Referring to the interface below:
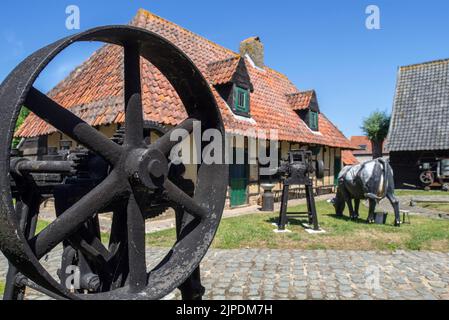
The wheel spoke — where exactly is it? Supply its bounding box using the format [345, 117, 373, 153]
[29, 173, 124, 259]
[151, 118, 197, 155]
[109, 206, 128, 252]
[126, 193, 147, 292]
[107, 206, 129, 290]
[70, 233, 112, 268]
[163, 179, 208, 220]
[123, 44, 144, 147]
[25, 87, 122, 165]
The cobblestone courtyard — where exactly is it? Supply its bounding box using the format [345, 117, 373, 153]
[1, 248, 449, 300]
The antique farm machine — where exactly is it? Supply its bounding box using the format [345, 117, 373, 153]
[0, 26, 228, 300]
[418, 159, 449, 191]
[275, 150, 324, 231]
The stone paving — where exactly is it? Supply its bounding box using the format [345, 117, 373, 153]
[1, 248, 449, 300]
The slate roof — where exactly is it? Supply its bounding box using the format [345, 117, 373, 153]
[387, 59, 449, 152]
[16, 9, 353, 149]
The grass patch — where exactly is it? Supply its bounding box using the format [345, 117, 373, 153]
[0, 280, 4, 297]
[146, 200, 449, 251]
[36, 220, 50, 233]
[146, 228, 177, 248]
[395, 189, 449, 197]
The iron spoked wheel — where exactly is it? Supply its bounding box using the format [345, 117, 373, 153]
[419, 171, 434, 186]
[0, 26, 227, 300]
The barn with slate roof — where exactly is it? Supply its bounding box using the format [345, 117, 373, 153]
[387, 59, 449, 188]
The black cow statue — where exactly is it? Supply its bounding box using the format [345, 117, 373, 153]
[332, 158, 401, 226]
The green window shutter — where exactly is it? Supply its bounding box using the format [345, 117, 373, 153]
[234, 86, 250, 114]
[233, 87, 238, 110]
[309, 111, 319, 131]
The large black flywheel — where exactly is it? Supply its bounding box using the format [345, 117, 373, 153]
[0, 26, 228, 300]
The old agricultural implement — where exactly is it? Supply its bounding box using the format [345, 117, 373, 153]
[418, 158, 449, 191]
[274, 150, 324, 232]
[0, 25, 228, 300]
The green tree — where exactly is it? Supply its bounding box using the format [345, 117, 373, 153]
[361, 111, 390, 159]
[12, 107, 30, 148]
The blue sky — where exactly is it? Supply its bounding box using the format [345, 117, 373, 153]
[1, 0, 449, 138]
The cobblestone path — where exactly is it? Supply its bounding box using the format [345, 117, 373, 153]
[1, 249, 449, 300]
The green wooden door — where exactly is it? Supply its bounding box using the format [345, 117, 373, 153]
[334, 156, 342, 185]
[230, 164, 248, 207]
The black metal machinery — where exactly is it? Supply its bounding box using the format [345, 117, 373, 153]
[275, 150, 324, 231]
[0, 25, 228, 300]
[418, 158, 449, 191]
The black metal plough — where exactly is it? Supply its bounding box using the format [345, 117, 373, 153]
[0, 26, 228, 300]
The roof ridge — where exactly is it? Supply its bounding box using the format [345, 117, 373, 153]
[207, 55, 241, 67]
[285, 90, 315, 99]
[320, 113, 356, 150]
[136, 8, 238, 57]
[263, 66, 290, 80]
[399, 58, 449, 70]
[136, 10, 296, 85]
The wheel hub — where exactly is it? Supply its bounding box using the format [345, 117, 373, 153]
[125, 147, 168, 189]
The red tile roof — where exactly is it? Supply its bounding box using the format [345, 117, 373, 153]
[16, 9, 353, 149]
[350, 136, 372, 154]
[207, 57, 241, 86]
[286, 90, 314, 111]
[342, 150, 359, 166]
[350, 136, 388, 155]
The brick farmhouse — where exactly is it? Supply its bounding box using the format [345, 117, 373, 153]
[17, 9, 355, 208]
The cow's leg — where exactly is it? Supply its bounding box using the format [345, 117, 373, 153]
[353, 199, 360, 220]
[346, 200, 355, 219]
[387, 192, 401, 227]
[341, 188, 356, 219]
[334, 187, 346, 217]
[367, 199, 376, 224]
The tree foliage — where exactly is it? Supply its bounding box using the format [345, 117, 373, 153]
[361, 111, 390, 143]
[12, 107, 30, 148]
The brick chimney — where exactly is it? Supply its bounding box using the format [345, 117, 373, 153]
[240, 36, 264, 68]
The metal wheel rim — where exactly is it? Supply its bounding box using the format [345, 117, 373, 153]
[0, 25, 228, 300]
[419, 172, 434, 185]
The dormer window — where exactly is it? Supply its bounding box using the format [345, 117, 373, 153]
[286, 90, 321, 132]
[207, 57, 253, 118]
[309, 110, 319, 131]
[233, 86, 250, 115]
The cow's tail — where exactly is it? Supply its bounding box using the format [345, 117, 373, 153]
[364, 193, 383, 201]
[364, 158, 389, 201]
[378, 158, 389, 198]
